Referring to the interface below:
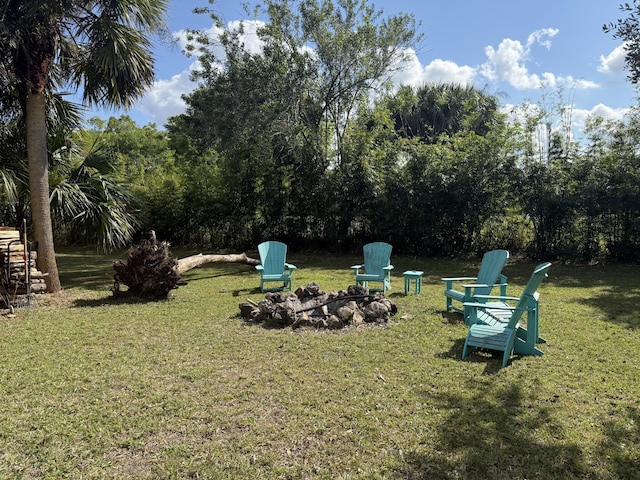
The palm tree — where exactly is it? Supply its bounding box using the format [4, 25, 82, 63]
[0, 0, 168, 293]
[388, 84, 502, 143]
[49, 133, 142, 253]
[0, 89, 81, 228]
[0, 100, 140, 253]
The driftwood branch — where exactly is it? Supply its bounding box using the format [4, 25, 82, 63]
[175, 253, 260, 275]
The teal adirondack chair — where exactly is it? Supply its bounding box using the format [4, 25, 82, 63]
[351, 242, 393, 293]
[255, 241, 296, 293]
[461, 262, 552, 368]
[441, 249, 509, 324]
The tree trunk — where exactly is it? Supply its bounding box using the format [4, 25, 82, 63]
[26, 92, 61, 293]
[175, 253, 260, 275]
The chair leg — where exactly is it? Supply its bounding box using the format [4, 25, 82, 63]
[501, 350, 511, 367]
[501, 331, 518, 367]
[461, 338, 471, 360]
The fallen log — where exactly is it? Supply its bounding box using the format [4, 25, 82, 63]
[175, 252, 259, 275]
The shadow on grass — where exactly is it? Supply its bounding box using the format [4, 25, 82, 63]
[438, 262, 640, 330]
[57, 248, 120, 292]
[182, 264, 256, 281]
[546, 263, 640, 330]
[436, 337, 465, 361]
[582, 287, 640, 329]
[71, 294, 170, 308]
[401, 379, 588, 479]
[386, 292, 405, 299]
[596, 405, 640, 479]
[232, 287, 263, 297]
[401, 379, 640, 479]
[438, 337, 506, 375]
[441, 311, 463, 325]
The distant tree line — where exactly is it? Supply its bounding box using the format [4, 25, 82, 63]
[77, 86, 639, 262]
[1, 0, 639, 264]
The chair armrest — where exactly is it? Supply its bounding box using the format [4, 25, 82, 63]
[350, 264, 363, 273]
[461, 282, 507, 289]
[442, 276, 476, 290]
[464, 301, 515, 310]
[383, 265, 394, 271]
[255, 265, 264, 272]
[463, 301, 531, 313]
[473, 294, 520, 301]
[285, 263, 297, 271]
[460, 282, 492, 289]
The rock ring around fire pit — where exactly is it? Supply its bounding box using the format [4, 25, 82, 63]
[238, 282, 397, 330]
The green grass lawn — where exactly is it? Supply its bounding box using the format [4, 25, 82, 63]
[0, 248, 638, 479]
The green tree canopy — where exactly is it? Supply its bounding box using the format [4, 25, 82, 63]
[385, 83, 504, 143]
[604, 0, 640, 85]
[167, 0, 420, 248]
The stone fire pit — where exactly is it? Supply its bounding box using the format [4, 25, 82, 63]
[238, 282, 397, 329]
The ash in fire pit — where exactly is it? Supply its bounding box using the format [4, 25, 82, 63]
[239, 282, 397, 329]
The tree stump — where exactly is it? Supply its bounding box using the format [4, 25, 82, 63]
[112, 231, 260, 299]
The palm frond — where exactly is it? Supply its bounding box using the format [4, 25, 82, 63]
[66, 0, 169, 108]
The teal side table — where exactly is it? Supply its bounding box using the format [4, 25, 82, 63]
[403, 270, 424, 295]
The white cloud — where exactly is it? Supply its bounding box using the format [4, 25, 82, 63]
[227, 20, 265, 54]
[598, 43, 627, 74]
[575, 103, 629, 123]
[571, 104, 630, 140]
[481, 30, 557, 89]
[135, 70, 197, 126]
[502, 101, 630, 142]
[174, 19, 265, 57]
[480, 28, 597, 92]
[423, 59, 477, 84]
[390, 49, 477, 88]
[526, 28, 559, 50]
[173, 19, 265, 77]
[569, 77, 600, 90]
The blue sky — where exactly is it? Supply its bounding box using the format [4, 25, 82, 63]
[98, 0, 637, 133]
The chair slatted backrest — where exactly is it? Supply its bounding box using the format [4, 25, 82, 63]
[258, 241, 287, 275]
[506, 262, 552, 329]
[363, 242, 392, 276]
[473, 249, 509, 296]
